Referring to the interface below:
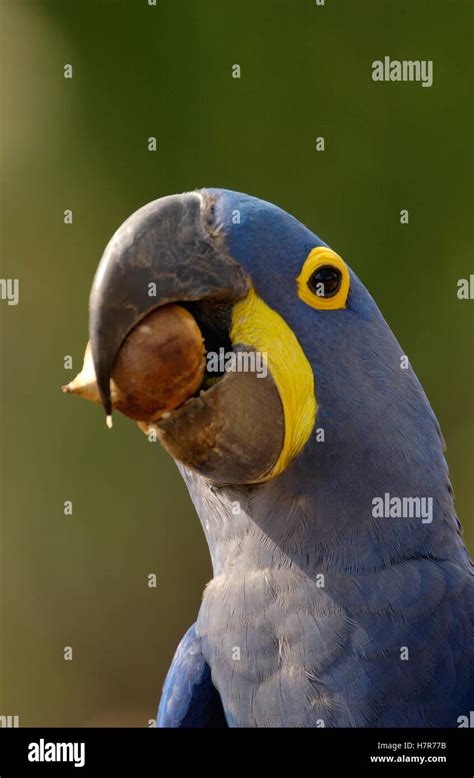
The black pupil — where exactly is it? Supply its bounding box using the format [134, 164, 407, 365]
[308, 265, 341, 298]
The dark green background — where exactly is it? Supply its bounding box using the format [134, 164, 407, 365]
[0, 0, 472, 726]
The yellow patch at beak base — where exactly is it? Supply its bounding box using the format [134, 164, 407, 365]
[230, 287, 317, 481]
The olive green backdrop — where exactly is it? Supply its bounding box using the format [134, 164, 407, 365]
[0, 0, 472, 726]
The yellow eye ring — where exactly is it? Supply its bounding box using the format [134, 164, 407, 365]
[296, 247, 350, 310]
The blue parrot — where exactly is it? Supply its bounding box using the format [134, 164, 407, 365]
[88, 189, 473, 727]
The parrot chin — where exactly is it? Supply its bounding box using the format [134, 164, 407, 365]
[88, 191, 286, 485]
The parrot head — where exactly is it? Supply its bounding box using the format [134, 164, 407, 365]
[90, 188, 460, 569]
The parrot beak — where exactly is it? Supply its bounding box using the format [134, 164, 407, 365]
[89, 192, 247, 415]
[89, 191, 285, 484]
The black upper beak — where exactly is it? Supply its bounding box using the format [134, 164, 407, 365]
[89, 191, 248, 415]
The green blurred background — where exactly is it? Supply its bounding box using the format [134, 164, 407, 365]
[0, 0, 472, 726]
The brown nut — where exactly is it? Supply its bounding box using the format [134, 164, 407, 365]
[62, 304, 205, 423]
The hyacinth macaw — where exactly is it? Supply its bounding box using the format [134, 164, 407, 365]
[88, 189, 473, 727]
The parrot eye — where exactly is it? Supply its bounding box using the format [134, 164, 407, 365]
[307, 265, 342, 298]
[296, 246, 350, 310]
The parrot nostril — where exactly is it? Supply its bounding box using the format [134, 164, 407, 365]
[202, 195, 217, 230]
